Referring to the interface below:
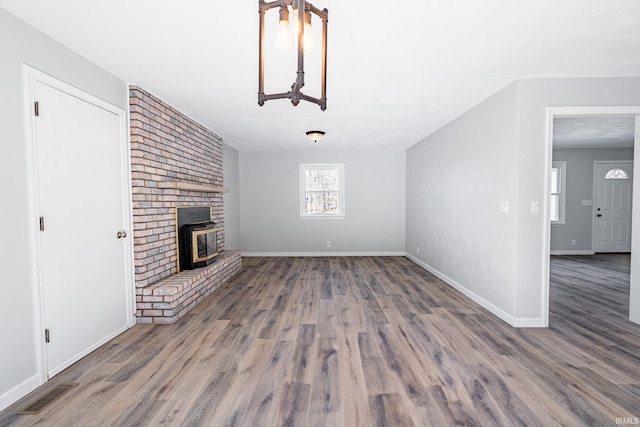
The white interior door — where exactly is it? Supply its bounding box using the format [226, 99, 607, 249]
[594, 161, 633, 253]
[32, 77, 130, 377]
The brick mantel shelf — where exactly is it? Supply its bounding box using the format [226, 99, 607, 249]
[157, 181, 229, 193]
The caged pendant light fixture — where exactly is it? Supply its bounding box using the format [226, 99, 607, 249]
[258, 0, 328, 110]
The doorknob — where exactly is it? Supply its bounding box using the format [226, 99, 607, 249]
[596, 214, 602, 218]
[116, 230, 127, 238]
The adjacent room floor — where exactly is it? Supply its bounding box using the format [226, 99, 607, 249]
[1, 255, 639, 426]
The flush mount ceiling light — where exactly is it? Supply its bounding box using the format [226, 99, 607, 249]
[306, 130, 325, 142]
[258, 0, 328, 110]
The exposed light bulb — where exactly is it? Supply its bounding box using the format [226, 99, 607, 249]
[303, 10, 315, 54]
[304, 28, 315, 54]
[289, 5, 315, 55]
[275, 6, 292, 50]
[276, 25, 292, 50]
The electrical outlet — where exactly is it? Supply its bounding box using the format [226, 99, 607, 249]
[416, 247, 420, 254]
[326, 241, 331, 248]
[571, 240, 576, 246]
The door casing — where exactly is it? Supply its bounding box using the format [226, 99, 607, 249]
[23, 66, 135, 384]
[544, 106, 640, 327]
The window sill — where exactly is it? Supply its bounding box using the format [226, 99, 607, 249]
[300, 215, 345, 220]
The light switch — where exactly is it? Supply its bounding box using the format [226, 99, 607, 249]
[531, 201, 540, 214]
[581, 200, 592, 206]
[499, 201, 509, 213]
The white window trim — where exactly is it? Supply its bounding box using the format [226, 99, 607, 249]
[551, 161, 567, 225]
[299, 163, 345, 219]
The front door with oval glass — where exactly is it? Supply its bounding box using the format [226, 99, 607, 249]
[594, 161, 633, 253]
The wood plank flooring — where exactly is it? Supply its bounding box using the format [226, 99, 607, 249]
[1, 255, 639, 426]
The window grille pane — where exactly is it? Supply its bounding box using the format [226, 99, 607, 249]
[550, 195, 559, 222]
[550, 168, 559, 193]
[305, 191, 339, 214]
[305, 170, 339, 191]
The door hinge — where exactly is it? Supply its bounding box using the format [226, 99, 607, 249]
[45, 329, 50, 343]
[39, 216, 45, 231]
[34, 101, 39, 117]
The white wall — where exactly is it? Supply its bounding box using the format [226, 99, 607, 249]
[0, 8, 126, 411]
[239, 149, 406, 255]
[551, 147, 634, 253]
[406, 81, 521, 322]
[223, 143, 241, 250]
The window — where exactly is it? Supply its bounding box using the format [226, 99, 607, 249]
[605, 167, 629, 180]
[550, 161, 566, 224]
[300, 163, 345, 219]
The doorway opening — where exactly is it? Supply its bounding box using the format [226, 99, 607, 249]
[544, 107, 640, 326]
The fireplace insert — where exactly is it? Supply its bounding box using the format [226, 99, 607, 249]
[180, 221, 218, 270]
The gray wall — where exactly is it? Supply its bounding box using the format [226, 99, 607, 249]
[0, 8, 127, 410]
[406, 77, 640, 326]
[239, 149, 406, 254]
[551, 147, 634, 253]
[406, 81, 520, 320]
[516, 78, 640, 321]
[223, 143, 241, 250]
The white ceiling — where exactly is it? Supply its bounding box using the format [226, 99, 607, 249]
[2, 0, 640, 151]
[553, 117, 636, 149]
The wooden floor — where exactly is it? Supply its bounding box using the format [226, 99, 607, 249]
[2, 255, 639, 426]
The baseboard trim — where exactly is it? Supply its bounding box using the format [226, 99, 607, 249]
[511, 317, 547, 328]
[0, 373, 42, 413]
[550, 250, 595, 255]
[404, 253, 546, 328]
[241, 251, 406, 257]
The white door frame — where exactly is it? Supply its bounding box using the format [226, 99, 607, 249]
[592, 160, 633, 253]
[544, 106, 640, 327]
[23, 66, 136, 383]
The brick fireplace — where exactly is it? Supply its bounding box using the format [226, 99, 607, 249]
[129, 86, 241, 324]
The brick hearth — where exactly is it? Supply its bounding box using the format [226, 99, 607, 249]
[136, 250, 241, 324]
